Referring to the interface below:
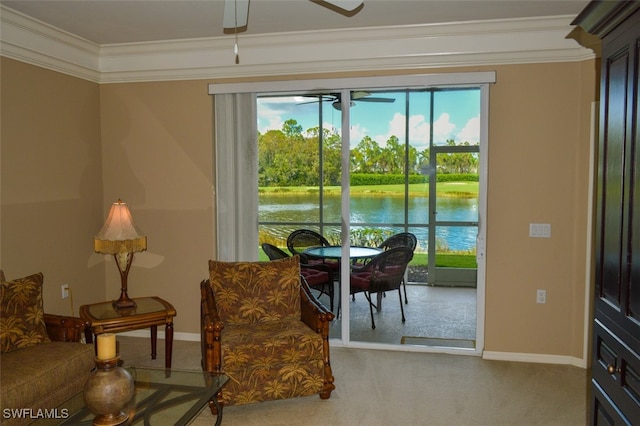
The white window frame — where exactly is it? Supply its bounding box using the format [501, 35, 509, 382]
[209, 71, 495, 354]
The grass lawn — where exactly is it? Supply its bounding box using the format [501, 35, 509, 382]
[259, 182, 478, 197]
[416, 252, 477, 268]
[259, 249, 476, 268]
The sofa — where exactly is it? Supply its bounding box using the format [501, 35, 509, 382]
[0, 271, 95, 426]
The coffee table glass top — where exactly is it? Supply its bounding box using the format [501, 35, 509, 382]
[57, 368, 228, 426]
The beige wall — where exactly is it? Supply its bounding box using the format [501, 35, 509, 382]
[1, 58, 105, 314]
[485, 61, 596, 358]
[1, 57, 597, 359]
[98, 80, 216, 336]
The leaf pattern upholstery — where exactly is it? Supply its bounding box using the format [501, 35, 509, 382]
[203, 256, 334, 406]
[210, 257, 301, 324]
[1, 272, 51, 353]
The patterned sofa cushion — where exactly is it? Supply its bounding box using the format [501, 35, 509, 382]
[1, 272, 50, 353]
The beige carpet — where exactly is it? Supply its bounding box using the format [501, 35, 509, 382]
[117, 336, 588, 426]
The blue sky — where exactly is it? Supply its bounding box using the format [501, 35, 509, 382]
[257, 88, 480, 151]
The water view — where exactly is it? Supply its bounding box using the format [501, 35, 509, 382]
[259, 193, 478, 253]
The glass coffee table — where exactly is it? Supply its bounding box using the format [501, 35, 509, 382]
[54, 368, 228, 426]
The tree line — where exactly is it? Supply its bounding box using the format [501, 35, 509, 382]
[258, 119, 478, 187]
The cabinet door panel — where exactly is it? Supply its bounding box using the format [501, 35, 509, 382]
[592, 380, 631, 426]
[593, 320, 640, 423]
[630, 33, 640, 329]
[598, 45, 629, 310]
[595, 10, 639, 335]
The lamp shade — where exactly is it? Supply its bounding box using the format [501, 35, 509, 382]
[94, 200, 147, 254]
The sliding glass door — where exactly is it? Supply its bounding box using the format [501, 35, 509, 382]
[237, 73, 494, 353]
[257, 86, 484, 350]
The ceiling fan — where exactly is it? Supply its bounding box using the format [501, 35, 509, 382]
[223, 0, 364, 33]
[299, 91, 396, 110]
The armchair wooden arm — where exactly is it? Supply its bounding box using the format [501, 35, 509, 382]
[300, 276, 334, 331]
[44, 313, 88, 343]
[200, 280, 224, 374]
[299, 277, 335, 399]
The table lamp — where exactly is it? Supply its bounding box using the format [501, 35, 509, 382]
[94, 199, 147, 309]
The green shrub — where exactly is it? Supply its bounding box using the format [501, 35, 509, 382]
[350, 173, 477, 186]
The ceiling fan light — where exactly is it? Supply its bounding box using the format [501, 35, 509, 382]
[352, 91, 370, 99]
[332, 100, 355, 110]
[324, 0, 363, 12]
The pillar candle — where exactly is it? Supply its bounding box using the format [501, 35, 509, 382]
[96, 333, 116, 360]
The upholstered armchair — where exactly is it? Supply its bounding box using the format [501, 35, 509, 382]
[200, 255, 335, 410]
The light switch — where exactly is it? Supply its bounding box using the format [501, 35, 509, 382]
[529, 223, 551, 238]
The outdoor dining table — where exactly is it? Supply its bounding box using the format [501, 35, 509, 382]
[303, 246, 383, 316]
[303, 245, 382, 262]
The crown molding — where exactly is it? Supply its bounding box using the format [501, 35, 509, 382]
[1, 5, 594, 84]
[0, 5, 101, 81]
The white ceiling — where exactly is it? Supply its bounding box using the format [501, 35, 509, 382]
[1, 0, 590, 45]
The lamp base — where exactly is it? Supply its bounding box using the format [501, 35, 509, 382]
[113, 252, 137, 310]
[112, 298, 137, 309]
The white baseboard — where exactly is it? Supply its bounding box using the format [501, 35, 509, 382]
[117, 330, 200, 342]
[117, 332, 588, 368]
[482, 351, 587, 368]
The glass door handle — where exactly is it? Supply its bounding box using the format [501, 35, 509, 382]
[476, 235, 485, 263]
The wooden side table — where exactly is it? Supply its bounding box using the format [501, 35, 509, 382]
[80, 296, 177, 368]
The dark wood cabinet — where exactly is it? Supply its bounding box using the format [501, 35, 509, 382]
[573, 2, 640, 424]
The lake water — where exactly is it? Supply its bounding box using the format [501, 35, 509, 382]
[259, 193, 478, 252]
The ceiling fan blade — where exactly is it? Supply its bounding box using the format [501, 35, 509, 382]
[355, 97, 395, 103]
[297, 94, 338, 105]
[223, 0, 250, 33]
[310, 0, 364, 17]
[298, 92, 394, 108]
[297, 99, 325, 105]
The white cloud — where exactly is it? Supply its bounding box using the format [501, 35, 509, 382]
[456, 115, 480, 144]
[257, 96, 310, 134]
[387, 113, 407, 142]
[260, 116, 284, 133]
[257, 98, 479, 148]
[349, 123, 368, 144]
[433, 113, 456, 144]
[257, 106, 284, 133]
[408, 114, 430, 148]
[366, 112, 446, 150]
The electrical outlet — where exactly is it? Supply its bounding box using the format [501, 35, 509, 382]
[61, 284, 69, 299]
[536, 289, 546, 304]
